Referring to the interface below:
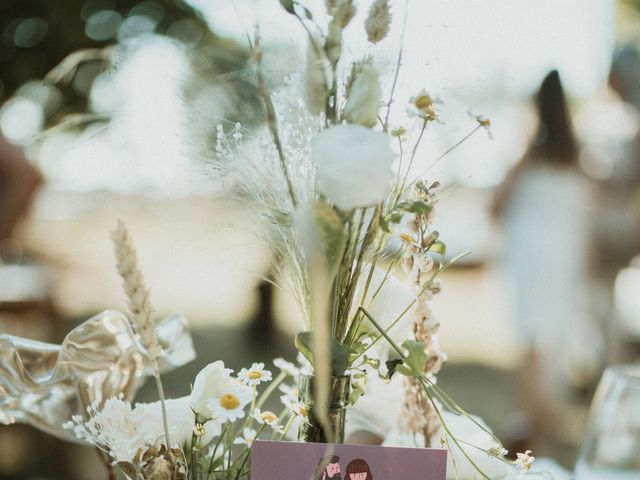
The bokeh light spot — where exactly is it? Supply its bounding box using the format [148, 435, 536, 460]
[13, 18, 48, 48]
[85, 10, 122, 41]
[0, 97, 45, 145]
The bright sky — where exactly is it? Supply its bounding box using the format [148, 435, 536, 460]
[192, 0, 616, 98]
[1, 0, 617, 192]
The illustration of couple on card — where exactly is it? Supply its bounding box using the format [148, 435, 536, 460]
[313, 455, 372, 480]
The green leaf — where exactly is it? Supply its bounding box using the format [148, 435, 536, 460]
[295, 331, 350, 376]
[429, 240, 446, 257]
[396, 200, 433, 214]
[399, 340, 427, 377]
[349, 374, 367, 404]
[279, 0, 295, 14]
[311, 202, 346, 277]
[363, 355, 380, 370]
[210, 456, 225, 470]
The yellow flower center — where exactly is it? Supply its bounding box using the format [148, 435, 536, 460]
[193, 423, 206, 437]
[414, 95, 432, 110]
[247, 370, 263, 380]
[299, 405, 309, 417]
[220, 393, 240, 410]
[261, 411, 278, 423]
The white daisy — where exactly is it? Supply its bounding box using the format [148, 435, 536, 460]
[467, 109, 493, 139]
[273, 358, 299, 377]
[281, 395, 310, 424]
[252, 408, 284, 433]
[208, 381, 252, 423]
[407, 89, 442, 121]
[278, 383, 299, 401]
[237, 362, 272, 386]
[233, 427, 257, 447]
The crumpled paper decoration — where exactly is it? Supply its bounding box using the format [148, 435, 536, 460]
[0, 309, 195, 442]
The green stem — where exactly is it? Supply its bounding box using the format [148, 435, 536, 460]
[232, 425, 266, 480]
[241, 386, 258, 432]
[226, 423, 233, 480]
[256, 371, 287, 410]
[398, 118, 428, 196]
[278, 413, 297, 441]
[209, 423, 230, 475]
[355, 251, 470, 360]
[382, 0, 408, 133]
[190, 429, 198, 480]
[361, 305, 493, 479]
[407, 125, 481, 193]
[418, 377, 491, 479]
[252, 36, 297, 208]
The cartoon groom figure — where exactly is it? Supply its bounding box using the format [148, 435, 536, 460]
[313, 455, 342, 480]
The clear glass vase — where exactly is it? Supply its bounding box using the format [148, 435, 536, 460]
[297, 373, 351, 443]
[575, 364, 640, 479]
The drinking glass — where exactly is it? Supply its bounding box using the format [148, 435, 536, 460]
[575, 364, 640, 479]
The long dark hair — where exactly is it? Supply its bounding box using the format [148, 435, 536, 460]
[345, 459, 372, 480]
[529, 70, 578, 166]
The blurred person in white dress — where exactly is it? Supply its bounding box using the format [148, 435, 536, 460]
[493, 70, 597, 437]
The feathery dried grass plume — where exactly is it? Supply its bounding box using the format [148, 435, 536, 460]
[333, 0, 356, 28]
[112, 219, 161, 361]
[365, 0, 392, 44]
[111, 219, 172, 451]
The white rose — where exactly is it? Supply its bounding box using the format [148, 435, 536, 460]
[344, 65, 381, 127]
[311, 124, 395, 210]
[135, 397, 220, 448]
[190, 360, 233, 421]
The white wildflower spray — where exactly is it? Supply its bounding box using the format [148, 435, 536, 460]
[366, 0, 392, 44]
[398, 180, 447, 446]
[333, 0, 356, 28]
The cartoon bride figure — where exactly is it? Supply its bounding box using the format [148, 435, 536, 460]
[345, 459, 373, 480]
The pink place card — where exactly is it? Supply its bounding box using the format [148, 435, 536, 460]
[251, 440, 447, 480]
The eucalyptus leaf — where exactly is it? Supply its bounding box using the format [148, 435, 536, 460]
[295, 331, 350, 376]
[400, 339, 427, 376]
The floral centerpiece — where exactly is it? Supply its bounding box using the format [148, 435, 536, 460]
[0, 1, 537, 479]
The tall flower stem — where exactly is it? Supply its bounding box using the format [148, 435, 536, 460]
[153, 368, 172, 451]
[383, 0, 408, 132]
[251, 35, 298, 208]
[209, 423, 231, 475]
[256, 371, 286, 409]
